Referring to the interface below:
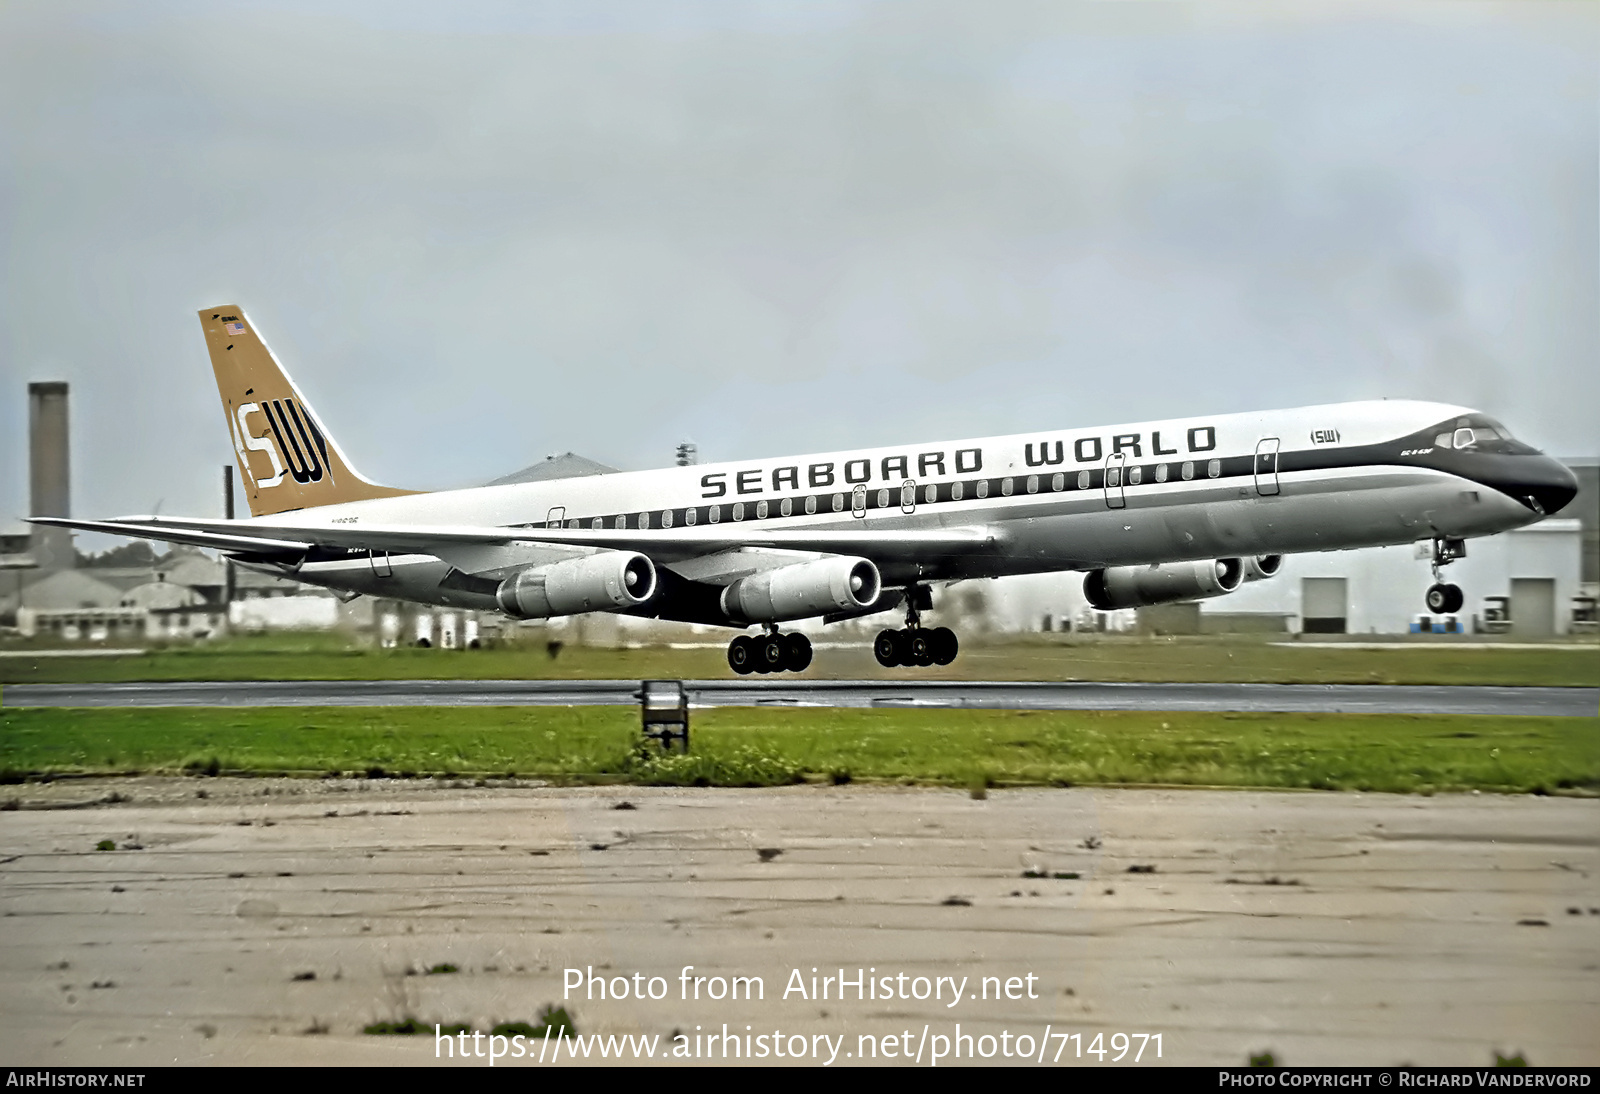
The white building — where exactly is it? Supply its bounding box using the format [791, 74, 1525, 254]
[1209, 519, 1585, 636]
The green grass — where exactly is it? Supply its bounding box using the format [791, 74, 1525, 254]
[2, 706, 1594, 795]
[0, 632, 1595, 686]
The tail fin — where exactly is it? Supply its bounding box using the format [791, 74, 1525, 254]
[200, 305, 417, 517]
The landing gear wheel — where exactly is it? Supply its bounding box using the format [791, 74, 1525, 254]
[909, 630, 934, 667]
[784, 633, 813, 672]
[929, 627, 959, 666]
[728, 635, 756, 675]
[873, 629, 902, 668]
[757, 634, 787, 673]
[1425, 583, 1463, 615]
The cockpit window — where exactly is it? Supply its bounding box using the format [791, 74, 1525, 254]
[1428, 416, 1537, 455]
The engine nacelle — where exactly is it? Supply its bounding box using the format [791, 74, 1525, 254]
[720, 556, 881, 624]
[1082, 558, 1244, 610]
[495, 552, 657, 619]
[1242, 555, 1283, 582]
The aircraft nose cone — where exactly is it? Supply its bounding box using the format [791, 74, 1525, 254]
[1522, 457, 1580, 517]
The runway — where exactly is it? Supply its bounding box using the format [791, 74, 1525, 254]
[0, 779, 1594, 1066]
[5, 679, 1596, 716]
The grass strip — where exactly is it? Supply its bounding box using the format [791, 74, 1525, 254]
[0, 633, 1595, 686]
[2, 706, 1594, 795]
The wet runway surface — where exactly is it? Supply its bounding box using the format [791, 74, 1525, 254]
[6, 679, 1596, 716]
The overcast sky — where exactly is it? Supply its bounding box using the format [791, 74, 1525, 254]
[2, 0, 1595, 532]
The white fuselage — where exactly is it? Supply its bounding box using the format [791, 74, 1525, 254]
[245, 398, 1558, 621]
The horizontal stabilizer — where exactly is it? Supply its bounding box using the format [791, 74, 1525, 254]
[27, 516, 312, 558]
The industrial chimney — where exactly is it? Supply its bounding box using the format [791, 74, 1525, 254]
[28, 381, 72, 573]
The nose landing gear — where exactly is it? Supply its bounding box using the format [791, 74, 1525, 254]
[873, 584, 959, 669]
[1425, 583, 1464, 615]
[1423, 536, 1467, 616]
[728, 629, 813, 675]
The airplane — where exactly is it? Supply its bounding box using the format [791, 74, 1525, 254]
[32, 305, 1579, 673]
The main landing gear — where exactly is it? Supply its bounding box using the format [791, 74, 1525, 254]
[1423, 535, 1467, 615]
[874, 585, 959, 669]
[727, 629, 813, 675]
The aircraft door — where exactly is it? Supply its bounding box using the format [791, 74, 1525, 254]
[851, 484, 867, 519]
[1254, 438, 1281, 497]
[546, 506, 565, 528]
[901, 479, 917, 515]
[1103, 452, 1127, 510]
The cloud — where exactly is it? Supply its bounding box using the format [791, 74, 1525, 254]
[0, 0, 1593, 525]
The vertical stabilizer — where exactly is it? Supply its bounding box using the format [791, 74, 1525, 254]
[200, 306, 416, 516]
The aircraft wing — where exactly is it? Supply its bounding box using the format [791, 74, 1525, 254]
[27, 515, 1001, 565]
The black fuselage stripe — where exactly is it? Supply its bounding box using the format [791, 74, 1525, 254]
[538, 422, 1539, 532]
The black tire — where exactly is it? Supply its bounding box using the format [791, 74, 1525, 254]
[1443, 584, 1465, 614]
[1425, 584, 1450, 614]
[930, 627, 959, 665]
[785, 633, 813, 672]
[728, 635, 756, 675]
[873, 629, 900, 668]
[759, 635, 787, 673]
[909, 630, 934, 667]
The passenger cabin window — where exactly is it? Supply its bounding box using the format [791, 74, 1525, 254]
[1026, 475, 1038, 494]
[780, 497, 792, 517]
[732, 502, 745, 521]
[976, 480, 989, 498]
[614, 515, 627, 529]
[832, 492, 845, 512]
[924, 484, 936, 504]
[1001, 477, 1014, 496]
[1181, 461, 1194, 480]
[661, 510, 673, 528]
[1051, 473, 1064, 491]
[1128, 467, 1142, 486]
[638, 512, 651, 529]
[1155, 464, 1168, 483]
[709, 506, 720, 523]
[756, 500, 769, 519]
[1207, 459, 1221, 478]
[952, 482, 965, 501]
[876, 488, 890, 508]
[1077, 470, 1090, 489]
[591, 517, 603, 530]
[685, 508, 697, 525]
[805, 496, 817, 515]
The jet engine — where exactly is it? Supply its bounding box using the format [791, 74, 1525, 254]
[1082, 558, 1244, 610]
[1242, 555, 1283, 582]
[495, 551, 657, 619]
[721, 556, 881, 624]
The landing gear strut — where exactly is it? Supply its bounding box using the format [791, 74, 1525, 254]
[1423, 536, 1466, 615]
[727, 628, 813, 675]
[873, 585, 959, 669]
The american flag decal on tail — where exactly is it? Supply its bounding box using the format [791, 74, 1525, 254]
[224, 321, 246, 335]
